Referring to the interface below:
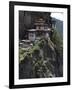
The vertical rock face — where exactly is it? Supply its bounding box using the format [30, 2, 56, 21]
[19, 57, 35, 79]
[19, 37, 63, 79]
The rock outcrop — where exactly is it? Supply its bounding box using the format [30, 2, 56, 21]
[19, 35, 63, 79]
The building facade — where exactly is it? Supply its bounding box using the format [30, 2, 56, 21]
[19, 11, 53, 40]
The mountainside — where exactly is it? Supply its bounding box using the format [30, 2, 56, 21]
[19, 30, 63, 79]
[52, 18, 63, 39]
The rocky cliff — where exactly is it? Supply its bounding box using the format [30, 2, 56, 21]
[19, 30, 63, 79]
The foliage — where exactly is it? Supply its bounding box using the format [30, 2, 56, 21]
[51, 29, 63, 54]
[51, 29, 62, 46]
[19, 29, 63, 78]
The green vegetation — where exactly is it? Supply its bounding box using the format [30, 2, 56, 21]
[51, 29, 63, 46]
[19, 29, 63, 78]
[51, 29, 63, 54]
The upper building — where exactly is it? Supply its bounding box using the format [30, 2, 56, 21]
[27, 17, 52, 41]
[19, 11, 55, 40]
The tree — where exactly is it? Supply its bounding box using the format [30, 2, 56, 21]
[51, 29, 63, 46]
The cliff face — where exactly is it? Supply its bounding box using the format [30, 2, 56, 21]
[52, 18, 63, 39]
[19, 32, 63, 79]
